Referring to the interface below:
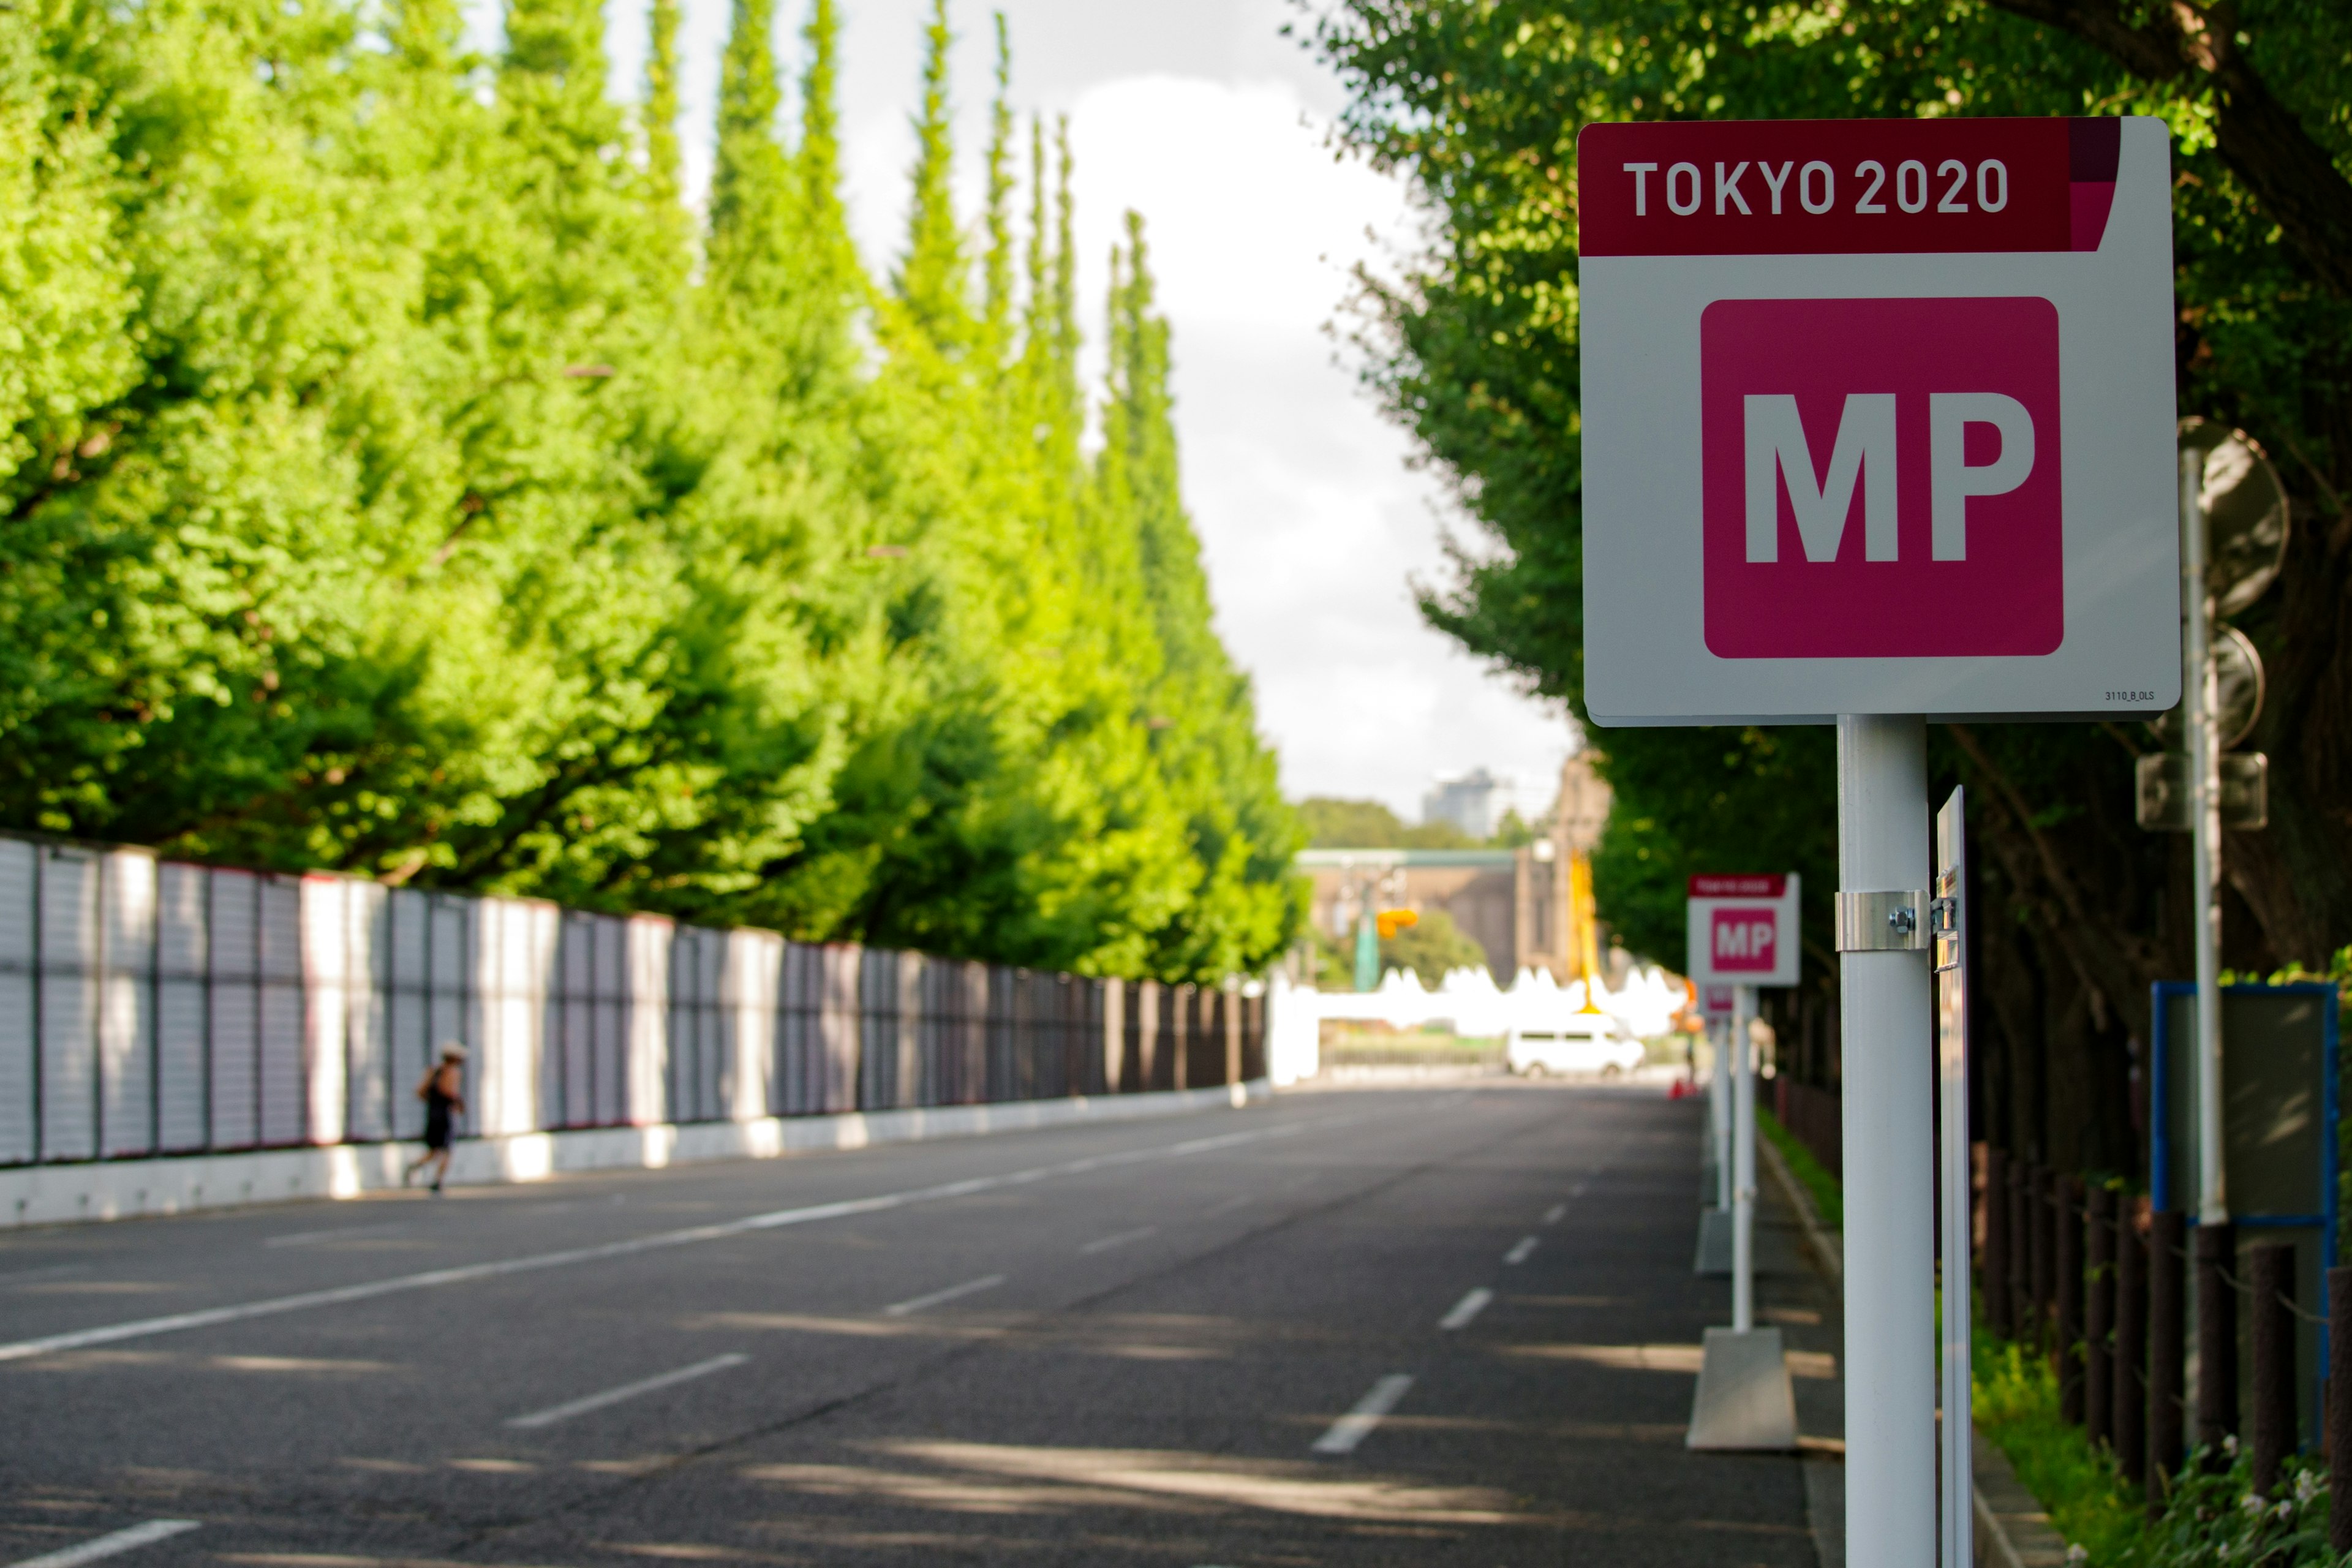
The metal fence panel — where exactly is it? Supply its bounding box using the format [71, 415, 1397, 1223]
[426, 895, 475, 1122]
[693, 927, 717, 1121]
[0, 841, 32, 1164]
[256, 875, 306, 1146]
[385, 889, 431, 1140]
[821, 946, 861, 1114]
[625, 915, 670, 1126]
[858, 948, 894, 1112]
[154, 862, 208, 1152]
[777, 942, 816, 1117]
[592, 916, 624, 1126]
[344, 882, 390, 1144]
[298, 876, 347, 1148]
[206, 870, 258, 1149]
[97, 851, 157, 1158]
[37, 846, 99, 1162]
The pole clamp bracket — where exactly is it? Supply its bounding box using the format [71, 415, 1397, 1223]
[1835, 890, 1931, 953]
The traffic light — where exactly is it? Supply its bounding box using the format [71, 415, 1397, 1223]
[1374, 908, 1418, 940]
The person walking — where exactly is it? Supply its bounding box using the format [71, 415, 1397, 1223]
[404, 1044, 467, 1193]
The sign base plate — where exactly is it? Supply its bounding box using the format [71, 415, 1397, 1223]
[1687, 1326, 1799, 1451]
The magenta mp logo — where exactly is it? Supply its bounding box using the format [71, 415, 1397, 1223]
[1700, 296, 2063, 658]
[1709, 907, 1779, 973]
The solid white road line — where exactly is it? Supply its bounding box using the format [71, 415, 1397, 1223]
[1310, 1373, 1414, 1455]
[1438, 1287, 1493, 1331]
[505, 1352, 748, 1430]
[1540, 1203, 1567, 1225]
[1504, 1236, 1539, 1265]
[8, 1520, 199, 1568]
[1080, 1226, 1157, 1255]
[0, 1114, 1355, 1365]
[883, 1273, 1006, 1317]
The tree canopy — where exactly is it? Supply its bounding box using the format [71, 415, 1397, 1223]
[1308, 0, 2352, 1170]
[0, 0, 1302, 982]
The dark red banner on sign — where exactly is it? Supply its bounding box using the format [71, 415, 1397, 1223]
[1578, 118, 2118, 257]
[1689, 875, 1788, 897]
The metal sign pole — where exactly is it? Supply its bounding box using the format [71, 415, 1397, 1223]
[1836, 715, 1936, 1568]
[1933, 790, 1973, 1568]
[1714, 1015, 1733, 1212]
[1732, 982, 1757, 1334]
[2182, 449, 2228, 1225]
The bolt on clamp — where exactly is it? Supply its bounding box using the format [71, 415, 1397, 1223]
[1834, 890, 1931, 952]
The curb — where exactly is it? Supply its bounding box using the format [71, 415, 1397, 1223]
[1757, 1126, 1844, 1280]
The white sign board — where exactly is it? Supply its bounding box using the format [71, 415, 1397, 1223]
[1578, 117, 2178, 725]
[1687, 875, 1801, 989]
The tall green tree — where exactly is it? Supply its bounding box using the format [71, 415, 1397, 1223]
[1309, 0, 2352, 1172]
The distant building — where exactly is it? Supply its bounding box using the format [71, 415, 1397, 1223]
[1422, 767, 1510, 839]
[1303, 752, 1613, 983]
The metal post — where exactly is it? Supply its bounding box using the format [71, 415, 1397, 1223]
[1713, 1014, 1733, 1211]
[2058, 1175, 2086, 1424]
[2087, 1186, 2114, 1449]
[1985, 1147, 2011, 1339]
[2030, 1165, 2055, 1350]
[2248, 1240, 2293, 1496]
[1932, 788, 1971, 1568]
[1732, 983, 1756, 1333]
[1836, 714, 1934, 1568]
[2196, 1221, 2239, 1460]
[2010, 1163, 2034, 1346]
[2330, 1264, 2352, 1553]
[2148, 1210, 2187, 1503]
[2183, 447, 2227, 1227]
[2114, 1211, 2147, 1485]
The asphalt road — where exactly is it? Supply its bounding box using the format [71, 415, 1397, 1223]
[0, 1082, 1840, 1567]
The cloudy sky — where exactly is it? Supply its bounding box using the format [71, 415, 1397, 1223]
[586, 0, 1577, 823]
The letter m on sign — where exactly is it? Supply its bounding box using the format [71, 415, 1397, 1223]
[1744, 394, 1896, 563]
[1711, 907, 1776, 973]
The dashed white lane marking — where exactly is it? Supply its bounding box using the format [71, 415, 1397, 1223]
[8, 1520, 200, 1568]
[263, 1222, 408, 1249]
[1504, 1236, 1539, 1265]
[1080, 1226, 1157, 1255]
[883, 1273, 1006, 1317]
[1540, 1203, 1567, 1225]
[1311, 1373, 1414, 1455]
[505, 1352, 748, 1430]
[0, 1114, 1357, 1365]
[1438, 1287, 1494, 1331]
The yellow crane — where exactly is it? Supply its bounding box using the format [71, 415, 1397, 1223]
[1569, 851, 1607, 1013]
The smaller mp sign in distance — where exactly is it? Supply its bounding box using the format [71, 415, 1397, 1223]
[1578, 116, 2177, 725]
[1686, 875, 1801, 989]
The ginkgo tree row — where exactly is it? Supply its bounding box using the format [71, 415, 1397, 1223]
[0, 0, 1303, 983]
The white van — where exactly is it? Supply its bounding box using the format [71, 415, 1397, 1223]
[1506, 1016, 1643, 1078]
